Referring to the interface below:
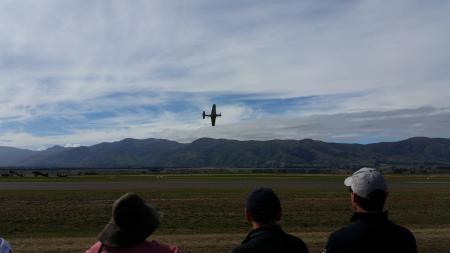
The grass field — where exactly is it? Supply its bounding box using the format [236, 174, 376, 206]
[0, 174, 449, 253]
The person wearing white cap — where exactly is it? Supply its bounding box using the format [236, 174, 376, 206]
[322, 167, 417, 253]
[0, 237, 12, 253]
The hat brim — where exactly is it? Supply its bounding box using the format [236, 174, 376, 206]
[344, 176, 353, 187]
[98, 206, 162, 247]
[98, 219, 123, 247]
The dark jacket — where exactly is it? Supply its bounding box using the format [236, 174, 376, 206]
[231, 225, 309, 253]
[324, 212, 417, 253]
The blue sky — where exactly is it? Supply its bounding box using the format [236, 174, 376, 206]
[0, 0, 450, 149]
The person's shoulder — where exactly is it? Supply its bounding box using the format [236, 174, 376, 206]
[230, 245, 243, 253]
[144, 240, 182, 253]
[323, 224, 362, 253]
[85, 241, 102, 253]
[325, 221, 363, 250]
[283, 231, 306, 243]
[283, 233, 309, 253]
[0, 237, 12, 252]
[381, 221, 417, 252]
[328, 223, 355, 240]
[387, 221, 417, 241]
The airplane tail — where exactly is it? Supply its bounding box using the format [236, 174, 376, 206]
[202, 111, 206, 119]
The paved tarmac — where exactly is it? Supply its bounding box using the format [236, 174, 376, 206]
[0, 179, 448, 190]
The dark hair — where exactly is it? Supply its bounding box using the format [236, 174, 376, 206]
[246, 188, 281, 223]
[250, 207, 281, 223]
[354, 189, 387, 212]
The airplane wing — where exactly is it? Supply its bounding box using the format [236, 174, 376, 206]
[211, 115, 216, 126]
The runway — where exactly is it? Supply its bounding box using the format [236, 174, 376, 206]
[0, 179, 448, 190]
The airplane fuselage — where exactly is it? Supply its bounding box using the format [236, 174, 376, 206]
[203, 104, 221, 126]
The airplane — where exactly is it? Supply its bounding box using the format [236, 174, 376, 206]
[32, 171, 49, 177]
[202, 104, 221, 126]
[9, 170, 24, 177]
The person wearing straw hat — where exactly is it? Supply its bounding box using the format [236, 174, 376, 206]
[322, 167, 417, 253]
[85, 192, 181, 253]
[0, 237, 12, 253]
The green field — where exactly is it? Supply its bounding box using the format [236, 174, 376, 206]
[0, 174, 449, 253]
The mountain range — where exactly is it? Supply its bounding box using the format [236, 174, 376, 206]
[1, 137, 450, 169]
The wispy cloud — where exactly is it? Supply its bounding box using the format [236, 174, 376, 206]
[172, 107, 450, 144]
[0, 1, 449, 149]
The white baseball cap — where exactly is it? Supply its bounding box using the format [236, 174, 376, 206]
[344, 167, 388, 199]
[0, 238, 12, 253]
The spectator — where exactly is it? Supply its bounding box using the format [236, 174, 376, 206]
[231, 187, 309, 253]
[85, 192, 181, 253]
[323, 167, 417, 253]
[0, 237, 12, 253]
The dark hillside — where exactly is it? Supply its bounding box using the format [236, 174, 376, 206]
[1, 137, 449, 169]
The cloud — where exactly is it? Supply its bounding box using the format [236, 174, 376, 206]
[2, 106, 450, 150]
[173, 107, 450, 144]
[64, 143, 81, 148]
[0, 1, 449, 148]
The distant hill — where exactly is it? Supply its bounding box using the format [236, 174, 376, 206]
[1, 137, 450, 169]
[0, 146, 36, 165]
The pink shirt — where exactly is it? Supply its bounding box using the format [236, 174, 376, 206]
[85, 241, 181, 253]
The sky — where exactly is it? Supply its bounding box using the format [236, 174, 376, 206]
[0, 0, 449, 150]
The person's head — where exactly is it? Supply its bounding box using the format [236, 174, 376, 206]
[0, 238, 12, 253]
[245, 188, 281, 227]
[98, 192, 162, 247]
[344, 167, 388, 212]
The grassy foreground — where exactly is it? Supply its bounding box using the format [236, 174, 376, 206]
[0, 174, 449, 253]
